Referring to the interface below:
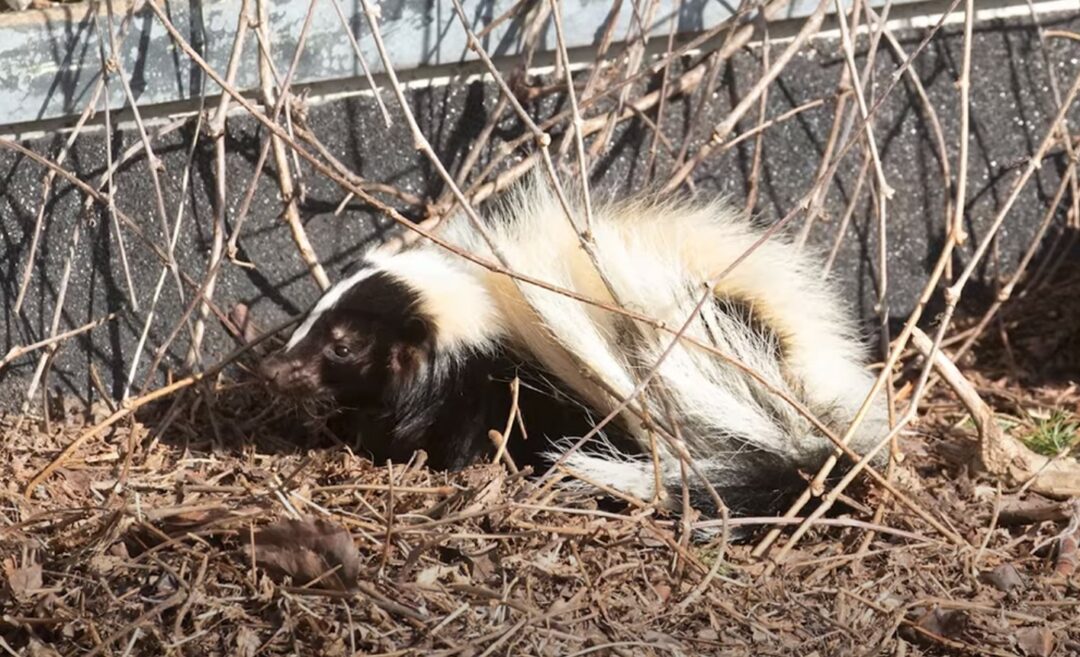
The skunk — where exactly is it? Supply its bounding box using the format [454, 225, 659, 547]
[259, 175, 889, 515]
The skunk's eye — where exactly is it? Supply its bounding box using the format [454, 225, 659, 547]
[331, 344, 351, 359]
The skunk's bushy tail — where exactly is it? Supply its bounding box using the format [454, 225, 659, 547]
[436, 175, 889, 514]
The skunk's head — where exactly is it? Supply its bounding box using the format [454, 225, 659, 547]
[259, 249, 500, 407]
[259, 266, 435, 406]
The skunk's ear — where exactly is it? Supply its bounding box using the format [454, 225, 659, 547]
[401, 316, 432, 345]
[388, 341, 426, 382]
[388, 316, 434, 382]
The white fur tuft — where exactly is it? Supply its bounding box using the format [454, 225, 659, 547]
[368, 249, 504, 353]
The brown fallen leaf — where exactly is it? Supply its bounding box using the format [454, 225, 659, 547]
[460, 467, 505, 515]
[154, 506, 236, 536]
[26, 640, 62, 657]
[415, 563, 459, 586]
[4, 561, 43, 602]
[1016, 626, 1055, 657]
[981, 563, 1026, 593]
[904, 606, 969, 644]
[251, 517, 362, 591]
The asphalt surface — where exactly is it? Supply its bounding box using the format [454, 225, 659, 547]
[2, 10, 1079, 410]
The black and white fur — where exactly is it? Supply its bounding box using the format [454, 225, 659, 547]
[260, 176, 889, 515]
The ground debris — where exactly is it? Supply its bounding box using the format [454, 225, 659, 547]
[2, 371, 1078, 656]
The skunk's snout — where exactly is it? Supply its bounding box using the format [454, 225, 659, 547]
[258, 354, 286, 385]
[259, 352, 316, 395]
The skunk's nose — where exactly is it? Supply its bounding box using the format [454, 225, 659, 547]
[258, 352, 317, 396]
[258, 353, 291, 387]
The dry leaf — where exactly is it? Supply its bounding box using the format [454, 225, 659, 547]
[415, 564, 458, 586]
[235, 626, 262, 657]
[907, 606, 969, 642]
[157, 507, 233, 536]
[1016, 626, 1055, 657]
[525, 546, 577, 578]
[468, 552, 497, 580]
[58, 469, 93, 496]
[252, 517, 361, 590]
[460, 468, 505, 515]
[653, 582, 672, 603]
[26, 640, 62, 657]
[88, 553, 123, 575]
[982, 563, 1026, 593]
[5, 562, 42, 602]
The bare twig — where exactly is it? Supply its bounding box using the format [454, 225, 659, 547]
[0, 314, 118, 372]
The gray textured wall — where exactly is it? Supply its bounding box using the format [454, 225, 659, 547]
[1, 9, 1079, 411]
